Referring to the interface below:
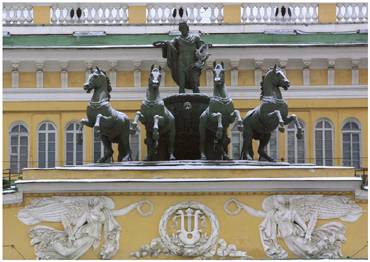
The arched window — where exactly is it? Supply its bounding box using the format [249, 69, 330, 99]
[65, 122, 83, 165]
[266, 128, 279, 161]
[342, 119, 361, 168]
[130, 126, 140, 161]
[93, 127, 104, 163]
[315, 119, 334, 166]
[287, 120, 305, 164]
[231, 124, 243, 160]
[38, 122, 56, 168]
[9, 123, 28, 173]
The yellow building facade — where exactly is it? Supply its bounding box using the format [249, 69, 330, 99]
[3, 2, 368, 260]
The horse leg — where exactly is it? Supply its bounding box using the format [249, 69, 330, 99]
[284, 114, 304, 139]
[153, 115, 163, 153]
[77, 118, 94, 145]
[118, 128, 131, 162]
[258, 133, 274, 162]
[211, 112, 223, 140]
[98, 135, 113, 163]
[199, 110, 208, 160]
[268, 110, 285, 133]
[241, 125, 254, 160]
[168, 113, 176, 160]
[230, 110, 243, 131]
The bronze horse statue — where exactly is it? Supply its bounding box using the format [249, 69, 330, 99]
[131, 65, 176, 160]
[199, 61, 243, 160]
[241, 65, 303, 161]
[78, 67, 131, 163]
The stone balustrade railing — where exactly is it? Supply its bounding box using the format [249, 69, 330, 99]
[3, 4, 33, 24]
[50, 3, 128, 24]
[336, 3, 368, 23]
[3, 3, 369, 25]
[146, 4, 223, 24]
[241, 3, 318, 24]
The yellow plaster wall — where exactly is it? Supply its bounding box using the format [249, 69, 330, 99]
[286, 69, 303, 86]
[165, 69, 176, 87]
[335, 69, 352, 85]
[141, 70, 149, 88]
[318, 4, 337, 24]
[238, 70, 254, 86]
[224, 70, 231, 86]
[3, 72, 12, 88]
[19, 72, 36, 88]
[128, 5, 146, 24]
[117, 71, 134, 87]
[3, 193, 368, 259]
[223, 5, 241, 24]
[68, 71, 85, 88]
[359, 69, 368, 84]
[310, 69, 328, 86]
[33, 6, 50, 25]
[43, 72, 61, 88]
[200, 70, 206, 87]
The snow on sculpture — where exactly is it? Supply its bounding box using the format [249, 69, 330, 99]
[224, 195, 363, 259]
[131, 201, 250, 259]
[17, 196, 154, 260]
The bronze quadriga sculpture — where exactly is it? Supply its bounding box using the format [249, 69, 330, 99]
[199, 62, 243, 160]
[78, 67, 131, 163]
[131, 65, 176, 161]
[241, 65, 303, 161]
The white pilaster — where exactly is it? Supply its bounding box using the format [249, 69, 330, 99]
[85, 61, 93, 82]
[328, 60, 335, 86]
[254, 60, 263, 86]
[133, 62, 141, 88]
[11, 62, 19, 88]
[303, 60, 311, 86]
[279, 60, 288, 74]
[206, 60, 213, 87]
[230, 60, 239, 87]
[158, 62, 166, 88]
[109, 61, 117, 88]
[36, 62, 44, 88]
[352, 59, 360, 85]
[60, 62, 68, 88]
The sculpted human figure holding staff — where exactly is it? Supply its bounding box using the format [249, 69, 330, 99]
[153, 22, 210, 93]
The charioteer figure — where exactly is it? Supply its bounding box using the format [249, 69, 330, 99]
[153, 22, 210, 93]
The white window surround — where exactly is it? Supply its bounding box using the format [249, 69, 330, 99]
[37, 121, 57, 168]
[9, 121, 29, 173]
[314, 118, 334, 166]
[341, 118, 361, 168]
[65, 121, 84, 166]
[286, 119, 306, 164]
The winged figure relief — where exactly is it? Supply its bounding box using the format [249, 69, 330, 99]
[224, 195, 363, 259]
[17, 196, 153, 260]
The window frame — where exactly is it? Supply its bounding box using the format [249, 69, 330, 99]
[8, 121, 29, 173]
[37, 121, 57, 168]
[341, 118, 362, 168]
[314, 118, 335, 166]
[285, 119, 306, 164]
[64, 121, 84, 166]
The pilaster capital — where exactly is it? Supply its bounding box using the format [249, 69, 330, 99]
[352, 59, 361, 68]
[230, 60, 240, 70]
[85, 61, 94, 70]
[279, 59, 288, 68]
[133, 61, 142, 71]
[328, 59, 336, 69]
[255, 59, 264, 69]
[109, 60, 118, 70]
[35, 61, 44, 71]
[303, 59, 311, 69]
[11, 62, 19, 71]
[60, 61, 68, 71]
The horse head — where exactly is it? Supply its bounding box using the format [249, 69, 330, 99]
[84, 67, 108, 93]
[149, 65, 162, 89]
[213, 61, 225, 88]
[266, 64, 290, 91]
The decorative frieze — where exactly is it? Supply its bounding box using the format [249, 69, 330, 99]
[17, 196, 154, 260]
[225, 195, 363, 259]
